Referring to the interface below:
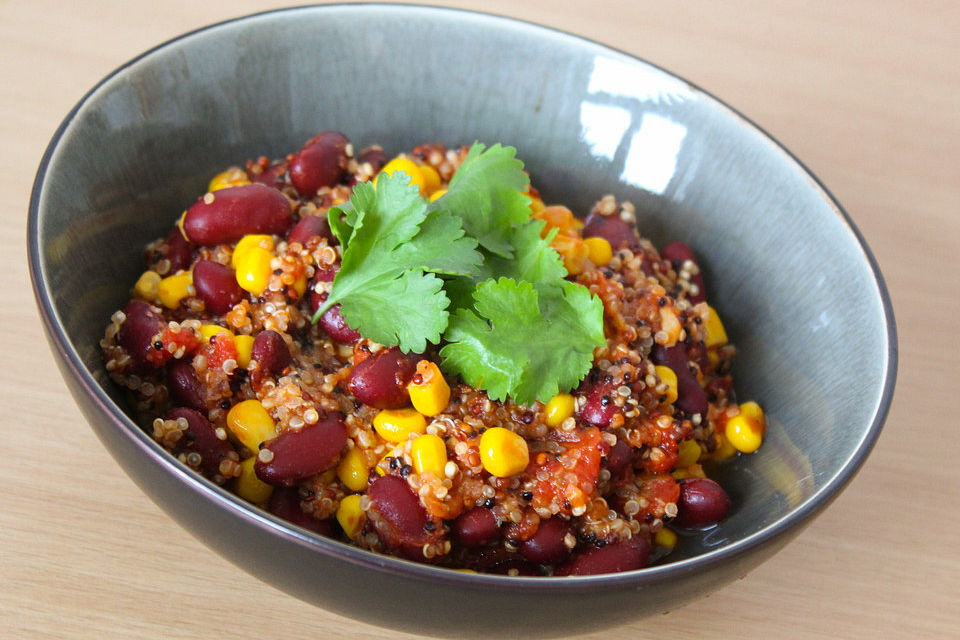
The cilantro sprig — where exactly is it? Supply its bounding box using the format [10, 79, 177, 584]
[312, 143, 606, 405]
[312, 173, 481, 353]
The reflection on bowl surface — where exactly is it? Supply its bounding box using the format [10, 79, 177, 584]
[28, 5, 895, 638]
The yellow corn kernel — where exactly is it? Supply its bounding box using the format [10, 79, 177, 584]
[705, 305, 728, 348]
[654, 527, 678, 549]
[544, 393, 576, 427]
[234, 456, 273, 504]
[410, 434, 447, 476]
[199, 323, 233, 345]
[418, 163, 441, 196]
[739, 401, 765, 426]
[551, 234, 590, 275]
[479, 427, 529, 478]
[725, 403, 766, 454]
[231, 234, 275, 269]
[336, 494, 366, 539]
[337, 447, 370, 492]
[675, 438, 701, 468]
[373, 408, 427, 443]
[407, 360, 451, 417]
[235, 246, 273, 295]
[133, 270, 161, 302]
[428, 189, 447, 202]
[584, 236, 613, 266]
[226, 399, 277, 452]
[672, 463, 706, 480]
[157, 271, 193, 309]
[208, 167, 251, 192]
[709, 432, 737, 461]
[233, 334, 255, 368]
[293, 275, 307, 298]
[654, 365, 679, 405]
[379, 157, 426, 195]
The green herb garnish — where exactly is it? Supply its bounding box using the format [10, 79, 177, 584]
[312, 143, 606, 405]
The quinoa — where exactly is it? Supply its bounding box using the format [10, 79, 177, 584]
[101, 132, 760, 576]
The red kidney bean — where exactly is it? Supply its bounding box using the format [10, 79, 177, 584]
[312, 295, 362, 344]
[578, 377, 618, 428]
[166, 361, 205, 412]
[314, 266, 338, 282]
[521, 518, 573, 564]
[661, 241, 706, 304]
[183, 183, 292, 245]
[162, 226, 193, 273]
[119, 299, 166, 371]
[366, 475, 443, 560]
[604, 439, 633, 477]
[289, 131, 351, 197]
[675, 478, 731, 527]
[368, 475, 427, 540]
[267, 487, 332, 536]
[288, 214, 333, 246]
[582, 212, 640, 250]
[452, 507, 499, 547]
[307, 268, 360, 344]
[650, 344, 708, 416]
[165, 407, 234, 477]
[554, 536, 650, 576]
[247, 159, 288, 188]
[348, 347, 421, 409]
[255, 413, 348, 486]
[251, 330, 292, 380]
[192, 260, 243, 315]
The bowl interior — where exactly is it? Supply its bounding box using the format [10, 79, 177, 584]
[31, 2, 894, 602]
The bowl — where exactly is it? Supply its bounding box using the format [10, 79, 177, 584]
[28, 5, 896, 637]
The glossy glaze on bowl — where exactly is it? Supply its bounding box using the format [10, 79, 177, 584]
[28, 5, 896, 637]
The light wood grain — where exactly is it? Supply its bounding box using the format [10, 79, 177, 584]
[3, 1, 958, 638]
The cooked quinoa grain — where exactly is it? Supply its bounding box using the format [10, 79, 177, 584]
[102, 131, 765, 576]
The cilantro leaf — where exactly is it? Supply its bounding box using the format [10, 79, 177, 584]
[445, 217, 566, 310]
[393, 211, 482, 276]
[312, 173, 480, 352]
[327, 201, 354, 249]
[339, 270, 449, 354]
[430, 143, 532, 258]
[440, 277, 605, 405]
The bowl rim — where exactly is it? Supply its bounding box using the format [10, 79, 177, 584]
[27, 2, 897, 591]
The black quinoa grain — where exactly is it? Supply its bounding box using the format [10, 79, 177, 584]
[521, 491, 533, 501]
[153, 341, 163, 350]
[483, 498, 496, 509]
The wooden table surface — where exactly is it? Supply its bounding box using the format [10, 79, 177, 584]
[3, 1, 958, 638]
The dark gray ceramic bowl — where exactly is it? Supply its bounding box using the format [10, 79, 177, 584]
[28, 5, 896, 638]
